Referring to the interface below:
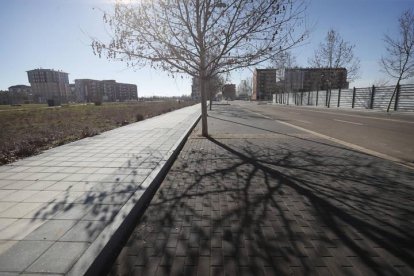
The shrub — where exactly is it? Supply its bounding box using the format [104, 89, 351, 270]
[136, 113, 144, 122]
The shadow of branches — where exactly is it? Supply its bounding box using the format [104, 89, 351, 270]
[110, 106, 414, 275]
[25, 146, 166, 256]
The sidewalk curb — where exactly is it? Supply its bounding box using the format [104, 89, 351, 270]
[67, 109, 201, 276]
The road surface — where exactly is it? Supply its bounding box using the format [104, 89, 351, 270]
[234, 102, 414, 166]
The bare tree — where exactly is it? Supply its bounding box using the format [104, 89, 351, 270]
[373, 78, 390, 87]
[92, 0, 307, 136]
[208, 74, 225, 110]
[380, 9, 414, 112]
[237, 78, 252, 97]
[270, 50, 297, 82]
[309, 29, 360, 83]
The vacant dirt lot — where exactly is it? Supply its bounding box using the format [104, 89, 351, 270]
[0, 101, 195, 165]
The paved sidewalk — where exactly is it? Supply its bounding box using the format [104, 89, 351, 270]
[0, 104, 201, 275]
[110, 104, 414, 275]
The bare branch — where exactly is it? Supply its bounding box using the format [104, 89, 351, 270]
[380, 9, 414, 112]
[92, 0, 307, 135]
[308, 29, 360, 82]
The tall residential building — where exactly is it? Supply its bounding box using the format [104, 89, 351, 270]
[102, 80, 117, 102]
[74, 79, 137, 102]
[191, 77, 200, 100]
[74, 79, 102, 103]
[68, 84, 76, 102]
[117, 82, 138, 101]
[284, 68, 348, 92]
[252, 69, 277, 101]
[27, 69, 70, 104]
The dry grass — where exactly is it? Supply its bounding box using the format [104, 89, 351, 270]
[0, 101, 196, 165]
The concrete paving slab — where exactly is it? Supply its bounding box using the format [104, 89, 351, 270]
[0, 202, 44, 218]
[60, 220, 108, 242]
[0, 104, 201, 275]
[24, 220, 77, 241]
[26, 242, 88, 274]
[0, 203, 17, 215]
[20, 180, 57, 191]
[2, 190, 38, 202]
[0, 240, 53, 272]
[0, 219, 45, 241]
[0, 219, 17, 231]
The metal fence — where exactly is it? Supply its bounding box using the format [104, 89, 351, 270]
[274, 84, 414, 112]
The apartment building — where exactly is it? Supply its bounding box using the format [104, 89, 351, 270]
[74, 79, 102, 103]
[74, 79, 137, 102]
[8, 85, 32, 104]
[252, 69, 277, 101]
[117, 82, 138, 101]
[27, 69, 70, 104]
[191, 77, 200, 100]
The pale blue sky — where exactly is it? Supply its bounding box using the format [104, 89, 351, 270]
[0, 0, 412, 96]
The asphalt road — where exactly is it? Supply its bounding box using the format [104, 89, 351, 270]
[233, 101, 414, 165]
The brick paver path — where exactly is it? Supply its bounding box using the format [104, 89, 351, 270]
[110, 104, 414, 276]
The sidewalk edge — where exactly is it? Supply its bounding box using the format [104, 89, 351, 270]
[67, 109, 201, 276]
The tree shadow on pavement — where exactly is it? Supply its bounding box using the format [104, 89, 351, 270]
[110, 113, 414, 275]
[2, 146, 169, 274]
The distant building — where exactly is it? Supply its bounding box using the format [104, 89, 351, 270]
[284, 68, 348, 92]
[101, 80, 117, 102]
[74, 79, 102, 103]
[27, 69, 70, 104]
[117, 82, 138, 101]
[0, 90, 9, 105]
[252, 69, 277, 101]
[237, 79, 252, 100]
[191, 77, 200, 100]
[68, 84, 76, 102]
[8, 85, 32, 104]
[222, 84, 236, 100]
[74, 79, 137, 103]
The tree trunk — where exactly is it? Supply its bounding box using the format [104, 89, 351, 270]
[386, 79, 400, 112]
[209, 82, 212, 111]
[200, 73, 208, 136]
[209, 91, 212, 110]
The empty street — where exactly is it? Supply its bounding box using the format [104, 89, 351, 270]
[236, 102, 414, 166]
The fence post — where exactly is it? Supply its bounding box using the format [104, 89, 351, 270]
[329, 89, 332, 108]
[308, 91, 310, 105]
[301, 92, 303, 105]
[316, 90, 319, 106]
[337, 88, 341, 108]
[394, 84, 401, 111]
[326, 89, 330, 108]
[287, 92, 289, 105]
[352, 87, 356, 108]
[370, 85, 375, 109]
